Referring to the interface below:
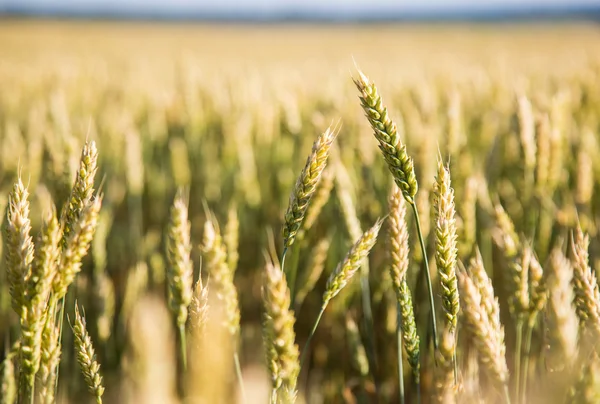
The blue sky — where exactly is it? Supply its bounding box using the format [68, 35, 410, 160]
[3, 0, 600, 15]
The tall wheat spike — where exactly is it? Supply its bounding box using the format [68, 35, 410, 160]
[4, 176, 34, 317]
[433, 159, 460, 333]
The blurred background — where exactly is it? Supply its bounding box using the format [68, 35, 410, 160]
[1, 1, 600, 403]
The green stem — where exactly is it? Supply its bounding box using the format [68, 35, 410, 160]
[410, 202, 438, 353]
[287, 245, 301, 305]
[453, 328, 459, 385]
[280, 247, 288, 274]
[54, 297, 66, 395]
[234, 351, 246, 403]
[514, 319, 523, 403]
[178, 324, 187, 371]
[504, 385, 512, 404]
[300, 306, 326, 370]
[521, 321, 534, 404]
[396, 303, 405, 404]
[359, 260, 379, 398]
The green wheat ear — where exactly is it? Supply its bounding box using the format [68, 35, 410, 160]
[72, 304, 105, 404]
[353, 69, 418, 202]
[283, 126, 337, 250]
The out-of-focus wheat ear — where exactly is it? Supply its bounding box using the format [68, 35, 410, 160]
[433, 159, 460, 333]
[575, 129, 594, 210]
[334, 160, 362, 241]
[567, 353, 600, 403]
[547, 108, 565, 194]
[201, 215, 240, 338]
[94, 273, 115, 343]
[120, 262, 149, 326]
[527, 248, 546, 324]
[397, 279, 421, 385]
[165, 189, 193, 370]
[517, 95, 536, 174]
[570, 227, 600, 339]
[434, 328, 457, 404]
[262, 259, 300, 402]
[60, 140, 98, 247]
[503, 242, 530, 322]
[123, 296, 177, 404]
[545, 244, 578, 368]
[188, 276, 209, 342]
[534, 114, 551, 193]
[294, 235, 331, 309]
[18, 207, 60, 400]
[492, 203, 520, 259]
[224, 203, 240, 273]
[4, 176, 34, 317]
[323, 218, 383, 306]
[52, 195, 102, 301]
[1, 341, 17, 404]
[458, 176, 478, 256]
[72, 304, 104, 404]
[299, 165, 334, 238]
[447, 90, 464, 156]
[345, 315, 370, 379]
[39, 319, 61, 404]
[282, 126, 337, 251]
[353, 69, 418, 202]
[459, 262, 509, 394]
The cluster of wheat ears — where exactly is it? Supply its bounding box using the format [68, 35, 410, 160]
[2, 45, 600, 404]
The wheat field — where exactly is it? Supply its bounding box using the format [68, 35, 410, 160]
[1, 20, 600, 404]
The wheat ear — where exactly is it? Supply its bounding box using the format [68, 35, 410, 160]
[166, 189, 194, 369]
[282, 126, 337, 251]
[262, 260, 300, 403]
[4, 176, 34, 318]
[72, 304, 104, 404]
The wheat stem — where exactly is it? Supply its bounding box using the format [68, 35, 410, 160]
[234, 351, 246, 403]
[178, 324, 187, 371]
[411, 202, 438, 352]
[300, 306, 325, 371]
[520, 322, 534, 404]
[514, 319, 523, 402]
[397, 302, 405, 404]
